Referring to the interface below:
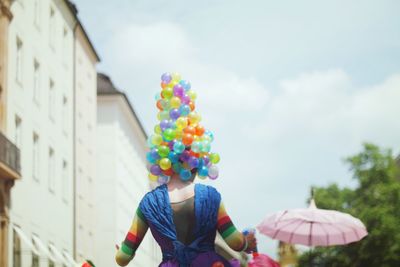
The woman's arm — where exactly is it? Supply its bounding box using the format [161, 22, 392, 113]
[217, 202, 256, 253]
[115, 208, 149, 266]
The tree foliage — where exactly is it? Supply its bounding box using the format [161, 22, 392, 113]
[298, 143, 400, 267]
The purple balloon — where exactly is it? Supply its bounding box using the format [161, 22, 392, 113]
[168, 140, 176, 150]
[150, 148, 160, 160]
[161, 73, 172, 83]
[180, 150, 191, 162]
[188, 156, 199, 168]
[170, 108, 181, 120]
[150, 165, 162, 176]
[173, 84, 184, 97]
[181, 94, 191, 104]
[202, 155, 210, 165]
[160, 120, 169, 131]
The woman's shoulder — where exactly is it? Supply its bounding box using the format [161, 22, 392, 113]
[140, 184, 167, 204]
[196, 183, 221, 199]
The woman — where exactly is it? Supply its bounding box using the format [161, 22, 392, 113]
[115, 73, 257, 266]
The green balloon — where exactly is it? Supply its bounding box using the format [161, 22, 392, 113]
[163, 128, 175, 141]
[210, 153, 220, 164]
[158, 145, 170, 158]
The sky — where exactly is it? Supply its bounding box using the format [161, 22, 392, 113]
[75, 0, 400, 259]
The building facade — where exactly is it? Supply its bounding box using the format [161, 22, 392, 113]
[95, 73, 161, 266]
[71, 3, 100, 263]
[0, 1, 21, 266]
[6, 0, 76, 266]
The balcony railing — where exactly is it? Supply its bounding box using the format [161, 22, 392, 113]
[0, 131, 21, 179]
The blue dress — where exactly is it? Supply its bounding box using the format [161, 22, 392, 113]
[139, 183, 232, 267]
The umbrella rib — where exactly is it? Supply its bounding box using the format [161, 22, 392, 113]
[308, 221, 314, 246]
[288, 220, 305, 244]
[319, 223, 330, 246]
[330, 223, 347, 244]
[274, 210, 289, 228]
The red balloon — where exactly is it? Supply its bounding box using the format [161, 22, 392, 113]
[163, 168, 174, 176]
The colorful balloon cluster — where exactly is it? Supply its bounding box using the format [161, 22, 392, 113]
[146, 72, 220, 184]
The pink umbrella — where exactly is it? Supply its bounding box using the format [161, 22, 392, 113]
[257, 199, 368, 246]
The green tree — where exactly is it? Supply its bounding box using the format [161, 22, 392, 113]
[298, 143, 400, 267]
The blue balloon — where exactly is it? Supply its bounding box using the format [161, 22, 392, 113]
[168, 151, 180, 163]
[146, 152, 156, 164]
[179, 80, 191, 91]
[173, 141, 185, 153]
[179, 105, 190, 116]
[180, 169, 192, 181]
[172, 162, 182, 173]
[198, 166, 209, 177]
[150, 148, 160, 160]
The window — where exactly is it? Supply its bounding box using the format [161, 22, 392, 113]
[62, 26, 68, 58]
[33, 59, 40, 103]
[14, 115, 22, 148]
[32, 235, 40, 267]
[49, 7, 55, 48]
[34, 0, 40, 27]
[16, 37, 23, 83]
[62, 160, 68, 201]
[48, 147, 55, 192]
[33, 133, 40, 181]
[13, 229, 21, 267]
[49, 79, 55, 121]
[62, 96, 68, 133]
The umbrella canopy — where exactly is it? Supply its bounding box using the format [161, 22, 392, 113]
[257, 199, 368, 246]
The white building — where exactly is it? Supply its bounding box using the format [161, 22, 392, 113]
[6, 0, 79, 266]
[70, 1, 100, 263]
[95, 73, 161, 266]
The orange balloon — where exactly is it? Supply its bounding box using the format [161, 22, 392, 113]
[161, 141, 169, 146]
[189, 101, 195, 111]
[156, 100, 163, 110]
[182, 133, 194, 145]
[161, 82, 167, 89]
[183, 126, 196, 135]
[195, 125, 205, 136]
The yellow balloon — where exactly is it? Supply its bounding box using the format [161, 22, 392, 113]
[148, 173, 158, 182]
[159, 158, 171, 170]
[154, 125, 162, 134]
[189, 112, 201, 125]
[176, 117, 188, 129]
[151, 134, 163, 146]
[175, 130, 183, 140]
[170, 97, 181, 108]
[172, 72, 181, 82]
[187, 90, 197, 100]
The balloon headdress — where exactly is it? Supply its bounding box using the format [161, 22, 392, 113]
[146, 72, 220, 184]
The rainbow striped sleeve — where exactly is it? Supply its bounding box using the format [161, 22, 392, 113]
[115, 208, 148, 266]
[217, 202, 246, 252]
